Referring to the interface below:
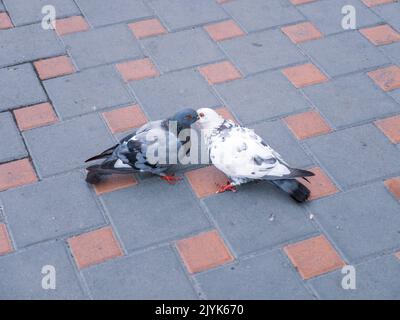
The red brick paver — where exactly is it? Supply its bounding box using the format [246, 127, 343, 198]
[102, 105, 148, 133]
[215, 107, 237, 123]
[384, 177, 400, 200]
[185, 166, 230, 198]
[284, 235, 345, 280]
[298, 167, 339, 201]
[362, 0, 394, 7]
[282, 63, 328, 88]
[375, 115, 400, 143]
[199, 61, 241, 85]
[284, 111, 332, 140]
[0, 12, 13, 30]
[360, 25, 400, 46]
[0, 224, 13, 256]
[56, 16, 89, 36]
[116, 58, 159, 82]
[34, 56, 75, 80]
[281, 22, 323, 44]
[0, 159, 37, 192]
[290, 0, 317, 4]
[368, 65, 400, 92]
[14, 103, 58, 131]
[129, 19, 167, 39]
[93, 174, 138, 195]
[204, 20, 245, 41]
[176, 230, 234, 274]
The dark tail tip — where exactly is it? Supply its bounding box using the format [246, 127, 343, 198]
[290, 181, 310, 203]
[271, 179, 311, 203]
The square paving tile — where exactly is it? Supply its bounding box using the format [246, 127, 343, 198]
[306, 124, 400, 187]
[149, 0, 227, 31]
[0, 64, 47, 111]
[372, 2, 400, 32]
[219, 29, 307, 76]
[303, 73, 400, 128]
[0, 241, 87, 299]
[204, 182, 317, 256]
[129, 69, 220, 120]
[101, 177, 210, 251]
[195, 250, 313, 299]
[310, 183, 400, 262]
[0, 112, 27, 163]
[63, 24, 143, 69]
[215, 71, 310, 124]
[44, 65, 133, 119]
[300, 31, 389, 77]
[0, 171, 104, 248]
[83, 246, 197, 299]
[298, 0, 382, 35]
[141, 28, 225, 73]
[75, 0, 152, 27]
[23, 113, 114, 177]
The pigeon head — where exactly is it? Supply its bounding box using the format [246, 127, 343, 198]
[170, 108, 199, 128]
[196, 108, 224, 130]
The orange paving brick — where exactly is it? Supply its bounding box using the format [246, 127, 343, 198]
[215, 107, 237, 123]
[116, 58, 159, 82]
[0, 159, 37, 192]
[34, 56, 75, 80]
[204, 20, 245, 41]
[102, 105, 148, 133]
[375, 115, 400, 143]
[368, 65, 400, 92]
[384, 177, 400, 200]
[0, 224, 13, 256]
[282, 63, 328, 88]
[199, 61, 241, 85]
[284, 235, 345, 280]
[284, 111, 332, 140]
[360, 24, 400, 46]
[68, 227, 123, 269]
[281, 22, 323, 44]
[129, 18, 167, 39]
[93, 174, 138, 195]
[0, 12, 13, 29]
[290, 0, 317, 4]
[176, 230, 234, 274]
[362, 0, 394, 7]
[298, 167, 339, 201]
[14, 103, 58, 131]
[185, 166, 230, 198]
[56, 16, 89, 36]
[395, 252, 400, 260]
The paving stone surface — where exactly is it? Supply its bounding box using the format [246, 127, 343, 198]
[0, 112, 27, 163]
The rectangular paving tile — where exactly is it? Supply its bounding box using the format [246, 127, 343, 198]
[129, 69, 220, 120]
[148, 0, 227, 31]
[141, 28, 225, 73]
[300, 31, 389, 77]
[62, 24, 143, 69]
[195, 250, 313, 299]
[0, 241, 87, 299]
[83, 246, 197, 299]
[310, 183, 400, 262]
[1, 171, 105, 247]
[223, 0, 304, 32]
[44, 65, 133, 119]
[23, 113, 114, 177]
[75, 0, 151, 27]
[101, 177, 210, 251]
[372, 2, 400, 32]
[306, 124, 400, 187]
[219, 29, 307, 76]
[310, 254, 400, 299]
[303, 73, 400, 128]
[215, 71, 310, 124]
[298, 0, 382, 35]
[0, 24, 65, 68]
[381, 42, 400, 65]
[204, 182, 317, 256]
[4, 0, 80, 26]
[0, 112, 27, 163]
[0, 64, 47, 111]
[389, 88, 400, 104]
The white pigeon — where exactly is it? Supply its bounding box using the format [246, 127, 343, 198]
[196, 108, 315, 202]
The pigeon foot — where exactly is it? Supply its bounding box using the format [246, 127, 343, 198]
[160, 174, 182, 185]
[216, 182, 237, 194]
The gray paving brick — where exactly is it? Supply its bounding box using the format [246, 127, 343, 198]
[204, 182, 317, 256]
[310, 183, 400, 262]
[300, 31, 389, 77]
[23, 113, 114, 177]
[215, 71, 310, 124]
[102, 177, 210, 251]
[1, 171, 104, 247]
[309, 254, 400, 299]
[4, 0, 80, 26]
[130, 69, 220, 120]
[0, 64, 47, 111]
[306, 124, 400, 187]
[44, 66, 133, 119]
[381, 42, 400, 65]
[303, 73, 400, 128]
[251, 120, 313, 168]
[0, 112, 27, 163]
[62, 24, 143, 69]
[0, 241, 87, 299]
[0, 1, 4, 11]
[372, 2, 400, 32]
[389, 89, 400, 105]
[298, 0, 382, 36]
[0, 24, 65, 68]
[75, 0, 151, 27]
[83, 246, 197, 299]
[196, 250, 313, 299]
[223, 0, 304, 32]
[141, 28, 225, 73]
[219, 29, 307, 76]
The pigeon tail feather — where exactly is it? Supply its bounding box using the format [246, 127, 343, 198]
[270, 179, 310, 203]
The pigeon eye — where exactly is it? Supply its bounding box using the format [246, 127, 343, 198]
[199, 112, 205, 118]
[185, 115, 193, 120]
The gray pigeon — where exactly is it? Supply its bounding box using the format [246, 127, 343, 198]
[196, 108, 315, 202]
[85, 108, 199, 184]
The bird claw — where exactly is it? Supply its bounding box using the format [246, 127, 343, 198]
[160, 174, 182, 185]
[216, 183, 237, 194]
